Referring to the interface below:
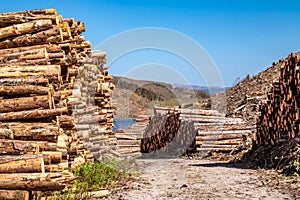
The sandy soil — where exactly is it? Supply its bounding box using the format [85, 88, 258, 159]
[107, 158, 298, 200]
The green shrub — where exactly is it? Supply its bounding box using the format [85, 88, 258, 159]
[74, 161, 128, 190]
[45, 158, 135, 199]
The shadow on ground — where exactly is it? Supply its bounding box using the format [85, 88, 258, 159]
[189, 160, 256, 170]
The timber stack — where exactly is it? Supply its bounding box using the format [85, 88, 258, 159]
[115, 114, 149, 157]
[0, 9, 115, 194]
[71, 50, 116, 161]
[256, 53, 300, 145]
[140, 107, 252, 157]
[181, 109, 252, 153]
[140, 109, 182, 157]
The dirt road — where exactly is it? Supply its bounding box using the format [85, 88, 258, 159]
[108, 158, 297, 200]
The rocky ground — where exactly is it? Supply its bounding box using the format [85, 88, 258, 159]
[105, 158, 299, 200]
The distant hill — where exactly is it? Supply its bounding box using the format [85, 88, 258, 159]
[110, 76, 210, 118]
[173, 84, 231, 95]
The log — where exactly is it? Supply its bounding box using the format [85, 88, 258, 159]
[0, 43, 62, 54]
[194, 122, 246, 126]
[117, 147, 140, 153]
[0, 190, 29, 200]
[196, 139, 242, 145]
[154, 107, 225, 116]
[42, 151, 62, 164]
[0, 85, 50, 96]
[0, 156, 44, 173]
[57, 115, 75, 128]
[0, 9, 57, 16]
[0, 76, 49, 86]
[0, 9, 58, 26]
[117, 145, 140, 148]
[115, 134, 138, 140]
[76, 115, 108, 124]
[0, 19, 53, 40]
[195, 124, 253, 130]
[199, 144, 238, 149]
[0, 47, 49, 62]
[0, 123, 59, 142]
[196, 147, 234, 152]
[0, 172, 73, 190]
[195, 133, 244, 141]
[0, 50, 65, 65]
[0, 154, 43, 164]
[0, 58, 50, 66]
[0, 65, 61, 78]
[0, 95, 50, 113]
[117, 140, 140, 146]
[0, 27, 63, 49]
[0, 139, 39, 155]
[0, 107, 68, 121]
[0, 140, 58, 155]
[197, 129, 252, 135]
[45, 162, 68, 173]
[53, 90, 73, 100]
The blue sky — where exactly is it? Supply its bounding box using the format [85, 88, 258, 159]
[1, 0, 300, 86]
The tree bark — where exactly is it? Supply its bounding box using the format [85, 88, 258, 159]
[0, 27, 63, 49]
[0, 43, 61, 55]
[42, 151, 62, 164]
[0, 156, 44, 173]
[0, 85, 50, 96]
[45, 162, 68, 173]
[196, 147, 234, 152]
[0, 154, 43, 164]
[0, 140, 58, 155]
[0, 139, 39, 155]
[0, 47, 49, 62]
[196, 139, 242, 146]
[0, 95, 50, 113]
[76, 115, 108, 124]
[0, 122, 59, 142]
[0, 107, 68, 121]
[0, 8, 58, 27]
[0, 76, 49, 86]
[196, 133, 244, 141]
[0, 65, 60, 78]
[0, 172, 73, 190]
[0, 20, 53, 40]
[57, 115, 75, 128]
[197, 130, 252, 135]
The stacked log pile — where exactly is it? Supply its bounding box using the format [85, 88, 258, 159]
[195, 120, 252, 152]
[140, 107, 252, 157]
[256, 53, 300, 145]
[115, 114, 149, 157]
[71, 50, 116, 161]
[115, 130, 141, 157]
[0, 9, 115, 192]
[140, 110, 181, 154]
[180, 109, 252, 152]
